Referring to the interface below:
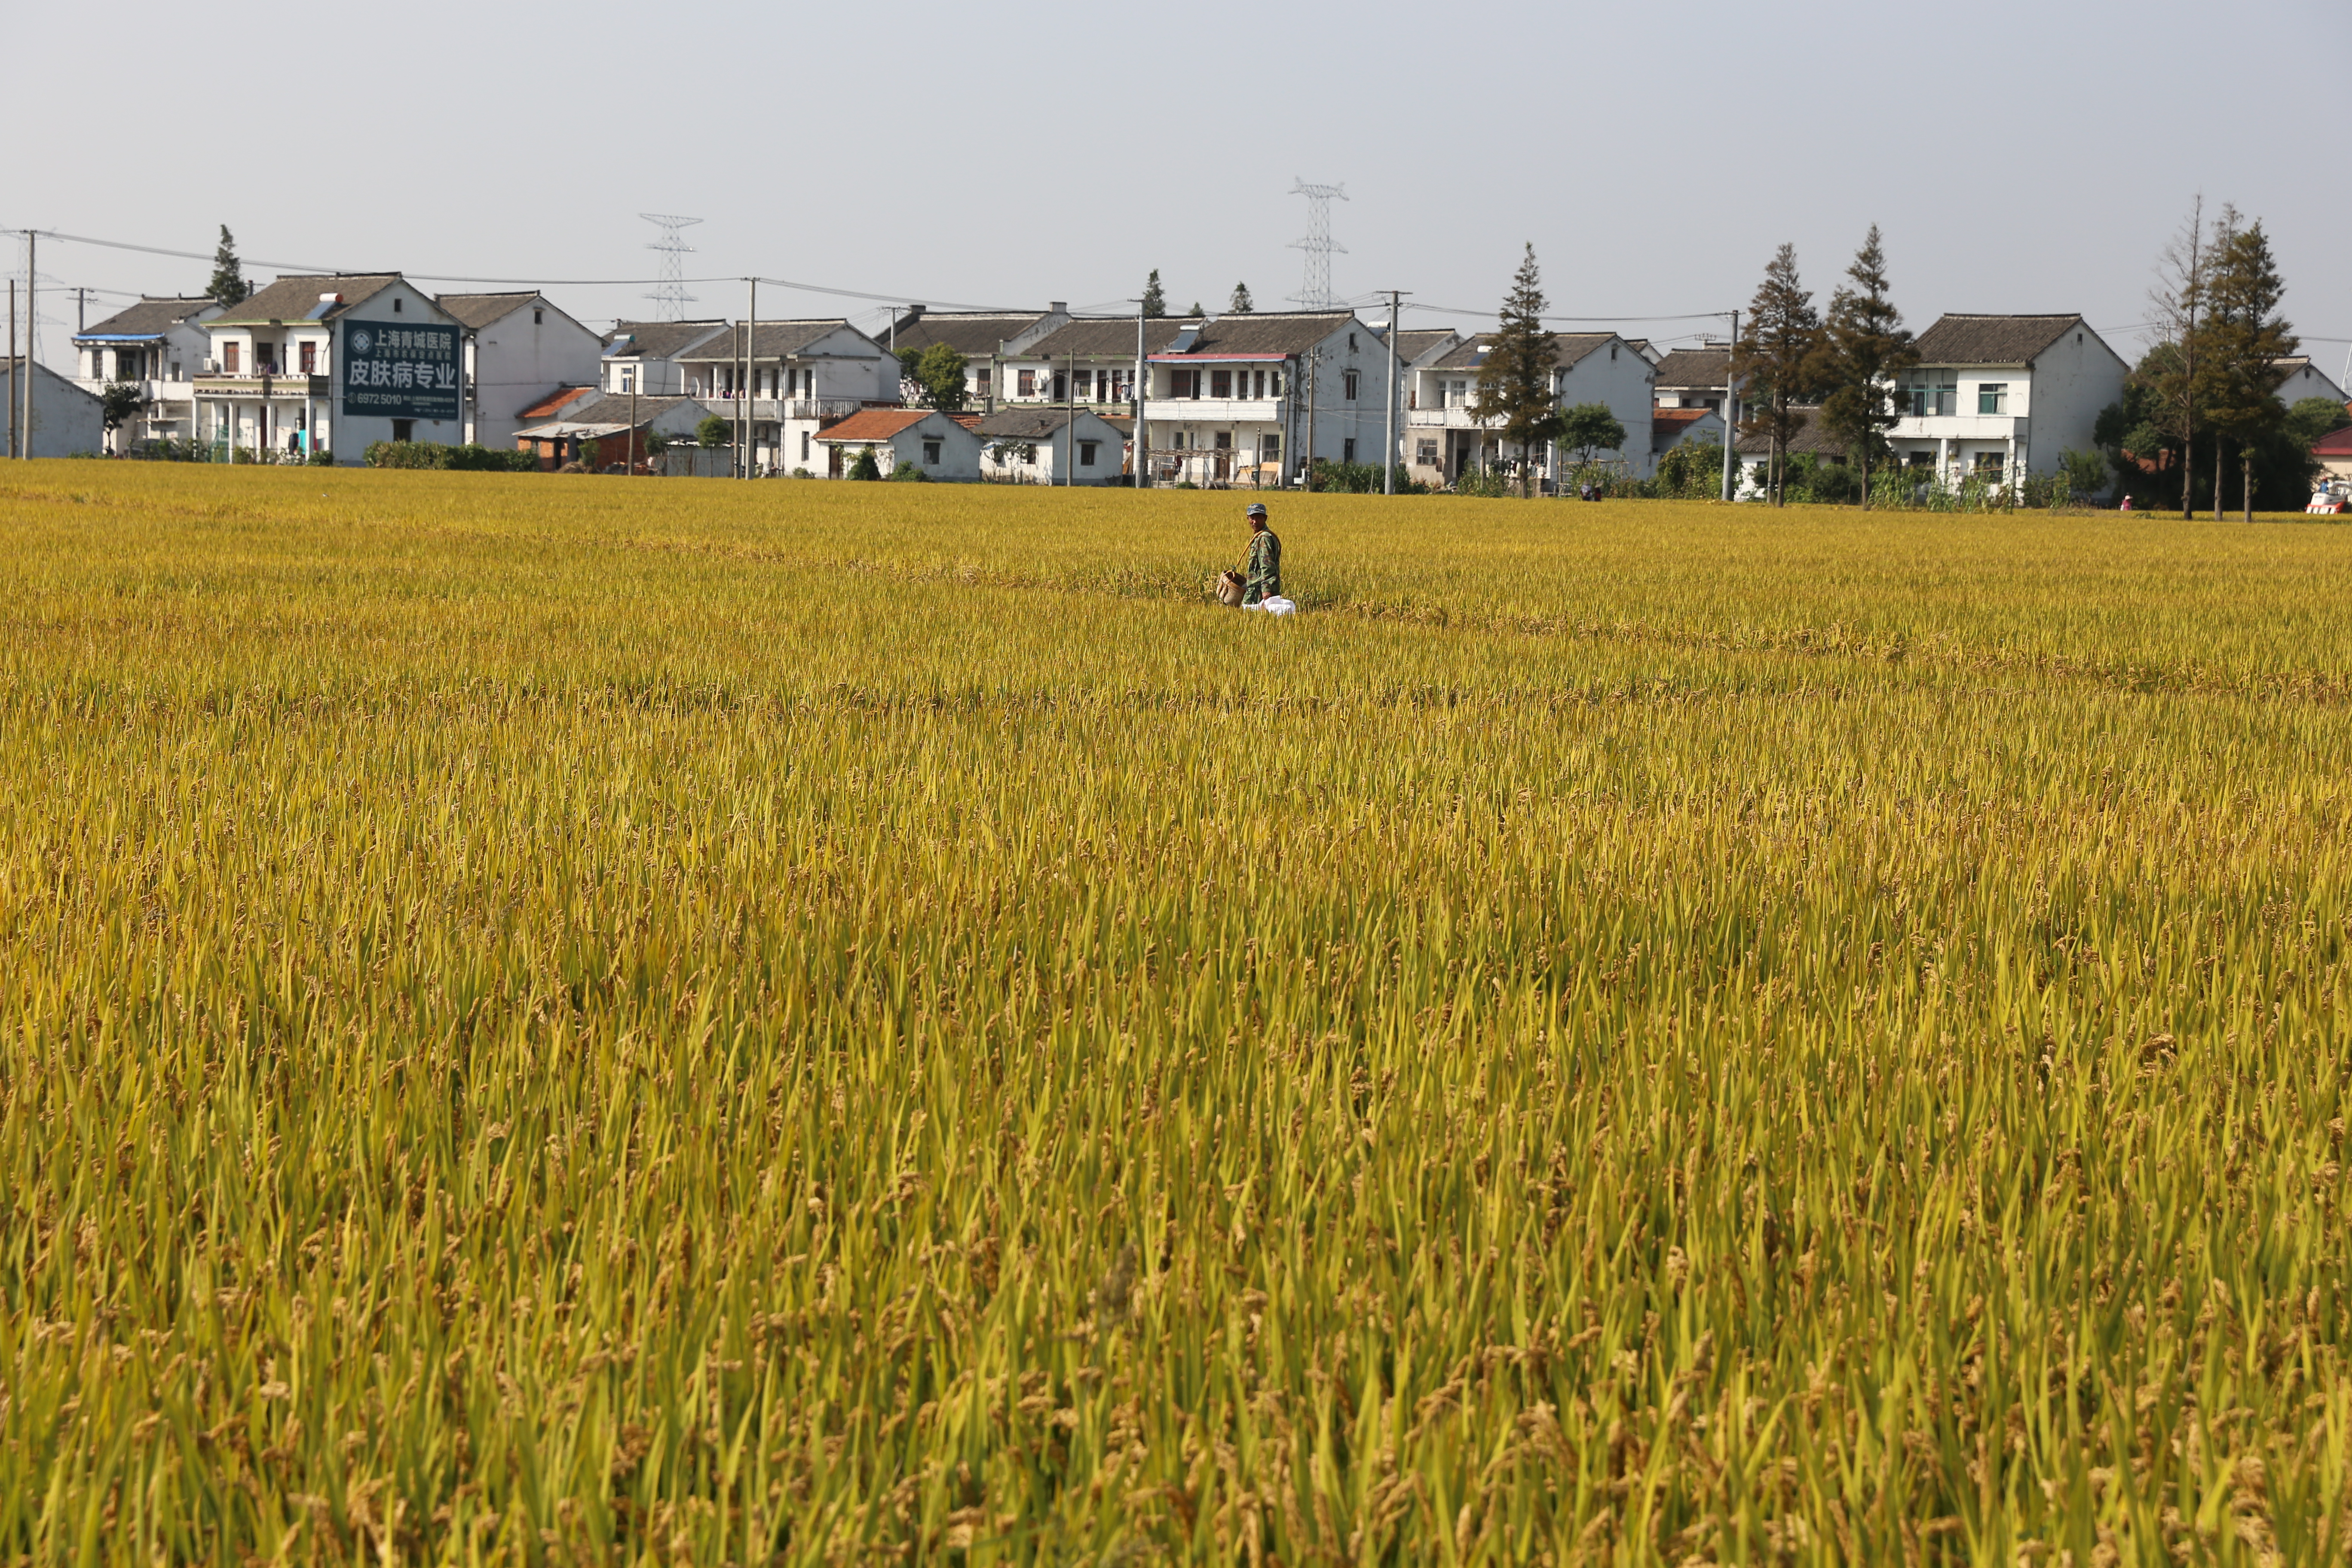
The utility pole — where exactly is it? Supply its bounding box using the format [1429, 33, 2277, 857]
[1302, 345, 1318, 490]
[1719, 309, 1740, 503]
[1382, 289, 1407, 495]
[1064, 350, 1075, 488]
[1132, 298, 1148, 491]
[738, 277, 755, 479]
[7, 276, 15, 460]
[630, 375, 640, 476]
[23, 230, 35, 463]
[76, 286, 87, 334]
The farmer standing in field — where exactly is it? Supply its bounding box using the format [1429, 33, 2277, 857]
[1242, 502, 1282, 606]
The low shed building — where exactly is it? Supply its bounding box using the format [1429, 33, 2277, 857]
[808, 407, 982, 480]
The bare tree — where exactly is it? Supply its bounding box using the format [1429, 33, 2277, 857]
[2138, 196, 2211, 519]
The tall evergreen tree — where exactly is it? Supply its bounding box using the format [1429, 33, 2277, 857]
[1229, 282, 1255, 314]
[1730, 244, 1825, 507]
[2202, 217, 2295, 521]
[1469, 244, 1566, 498]
[1139, 270, 1166, 317]
[207, 225, 250, 306]
[1818, 226, 1915, 508]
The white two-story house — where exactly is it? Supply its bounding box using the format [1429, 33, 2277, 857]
[878, 305, 1070, 410]
[1406, 332, 1655, 488]
[600, 320, 731, 395]
[1890, 314, 2128, 486]
[436, 292, 606, 450]
[72, 296, 222, 450]
[197, 273, 466, 461]
[674, 319, 900, 476]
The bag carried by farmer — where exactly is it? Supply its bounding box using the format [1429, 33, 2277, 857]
[1216, 570, 1246, 606]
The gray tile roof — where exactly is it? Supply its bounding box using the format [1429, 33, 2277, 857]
[602, 320, 731, 360]
[675, 320, 867, 362]
[1387, 329, 1458, 361]
[435, 291, 540, 330]
[211, 274, 401, 325]
[1734, 406, 1845, 457]
[539, 392, 707, 429]
[1026, 310, 1361, 361]
[74, 296, 216, 342]
[882, 311, 1049, 356]
[973, 407, 1117, 438]
[1430, 332, 1619, 371]
[1653, 348, 1731, 389]
[1912, 314, 2084, 366]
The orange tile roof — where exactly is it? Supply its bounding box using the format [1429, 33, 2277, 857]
[1653, 407, 1712, 428]
[810, 407, 930, 443]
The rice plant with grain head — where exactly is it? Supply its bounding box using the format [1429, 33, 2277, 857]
[2, 462, 2347, 1565]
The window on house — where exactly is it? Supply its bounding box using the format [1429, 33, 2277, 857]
[1271, 371, 1283, 397]
[533, 308, 544, 325]
[1261, 434, 1280, 461]
[224, 343, 239, 373]
[300, 342, 316, 373]
[977, 368, 992, 395]
[1343, 371, 1359, 400]
[923, 440, 942, 465]
[1417, 439, 1438, 466]
[1348, 333, 1357, 351]
[1900, 371, 1957, 416]
[1905, 450, 1933, 467]
[801, 432, 811, 461]
[1213, 431, 1232, 450]
[392, 298, 403, 313]
[392, 419, 414, 441]
[1054, 372, 1068, 401]
[1018, 369, 1036, 397]
[1978, 383, 2008, 414]
[1974, 450, 2005, 475]
[1252, 371, 1265, 398]
[1211, 370, 1232, 398]
[1079, 441, 1098, 466]
[1343, 438, 1357, 462]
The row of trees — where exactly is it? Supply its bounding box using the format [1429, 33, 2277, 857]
[1728, 230, 1918, 508]
[2102, 199, 2327, 517]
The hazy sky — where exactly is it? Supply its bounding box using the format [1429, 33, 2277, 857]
[10, 0, 2347, 373]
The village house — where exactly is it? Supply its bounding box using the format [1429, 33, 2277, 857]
[600, 321, 730, 395]
[1388, 327, 1466, 478]
[436, 292, 606, 449]
[1888, 314, 2128, 486]
[1003, 311, 1390, 487]
[675, 320, 900, 476]
[1651, 346, 1742, 424]
[70, 296, 221, 449]
[2, 360, 107, 457]
[808, 407, 983, 481]
[972, 407, 1131, 485]
[2272, 356, 2349, 410]
[878, 305, 1070, 410]
[1652, 405, 1726, 458]
[1405, 332, 1655, 488]
[196, 273, 465, 461]
[510, 390, 711, 471]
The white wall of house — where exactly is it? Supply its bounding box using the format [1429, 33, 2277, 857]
[977, 413, 1127, 484]
[1555, 340, 1657, 478]
[466, 300, 604, 449]
[200, 280, 464, 462]
[2277, 360, 2349, 409]
[814, 414, 983, 481]
[0, 362, 107, 456]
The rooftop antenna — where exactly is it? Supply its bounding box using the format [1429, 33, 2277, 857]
[1286, 179, 1348, 309]
[639, 213, 703, 322]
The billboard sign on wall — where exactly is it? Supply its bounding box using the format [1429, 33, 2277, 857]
[339, 319, 460, 422]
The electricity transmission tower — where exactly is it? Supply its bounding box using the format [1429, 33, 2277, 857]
[639, 213, 704, 321]
[1286, 180, 1347, 309]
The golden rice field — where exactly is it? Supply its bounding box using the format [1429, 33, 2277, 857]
[3, 463, 2349, 1567]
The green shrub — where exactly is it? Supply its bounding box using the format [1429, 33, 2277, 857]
[307, 446, 335, 466]
[362, 441, 536, 472]
[695, 415, 730, 451]
[847, 445, 882, 481]
[888, 464, 929, 483]
[1309, 458, 1425, 495]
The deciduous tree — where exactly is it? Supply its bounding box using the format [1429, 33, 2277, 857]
[1469, 244, 1566, 498]
[2136, 196, 2217, 520]
[911, 342, 970, 411]
[1818, 226, 1915, 508]
[1560, 402, 1627, 467]
[1730, 244, 1826, 508]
